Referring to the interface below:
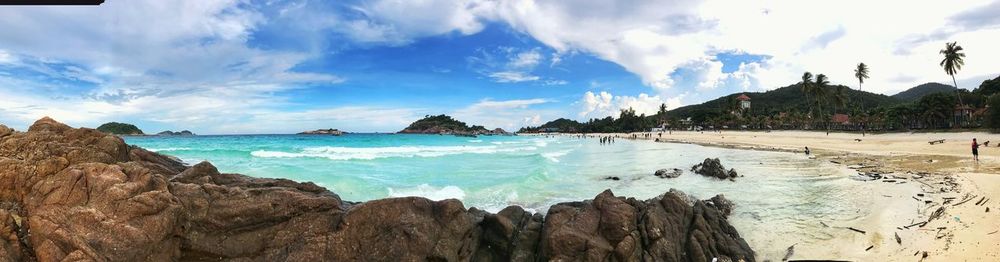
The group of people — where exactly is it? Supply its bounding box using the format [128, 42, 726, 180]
[599, 136, 616, 145]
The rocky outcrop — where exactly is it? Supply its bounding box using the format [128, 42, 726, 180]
[0, 117, 755, 261]
[655, 168, 683, 178]
[691, 158, 739, 180]
[297, 129, 343, 135]
[156, 130, 195, 136]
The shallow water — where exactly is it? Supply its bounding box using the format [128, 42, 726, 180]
[126, 134, 910, 258]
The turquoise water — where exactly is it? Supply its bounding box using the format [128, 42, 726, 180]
[125, 133, 911, 258]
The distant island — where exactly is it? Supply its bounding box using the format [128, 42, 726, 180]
[157, 130, 196, 136]
[298, 128, 343, 135]
[399, 114, 510, 136]
[96, 122, 144, 135]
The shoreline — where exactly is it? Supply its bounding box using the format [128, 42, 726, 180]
[533, 131, 999, 260]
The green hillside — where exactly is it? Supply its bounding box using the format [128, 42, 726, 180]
[665, 84, 901, 123]
[890, 82, 957, 102]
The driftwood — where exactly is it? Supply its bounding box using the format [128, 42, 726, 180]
[928, 207, 946, 222]
[975, 197, 986, 205]
[847, 227, 866, 234]
[895, 232, 901, 244]
[952, 195, 976, 206]
[904, 221, 928, 229]
[781, 244, 795, 261]
[928, 139, 945, 145]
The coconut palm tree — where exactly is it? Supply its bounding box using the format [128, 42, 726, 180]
[800, 72, 815, 120]
[940, 41, 965, 105]
[814, 74, 831, 134]
[854, 62, 870, 135]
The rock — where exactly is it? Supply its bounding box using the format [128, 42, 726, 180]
[156, 130, 196, 136]
[0, 117, 756, 261]
[709, 194, 734, 218]
[539, 190, 754, 261]
[0, 125, 12, 139]
[298, 129, 343, 135]
[655, 168, 683, 178]
[691, 158, 739, 180]
[604, 176, 621, 181]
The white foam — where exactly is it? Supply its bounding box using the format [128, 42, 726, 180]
[541, 150, 571, 163]
[467, 139, 483, 143]
[251, 145, 534, 160]
[388, 184, 465, 201]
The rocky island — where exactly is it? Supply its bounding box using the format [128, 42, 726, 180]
[156, 130, 195, 136]
[399, 114, 513, 136]
[95, 122, 144, 135]
[0, 117, 754, 261]
[298, 128, 343, 135]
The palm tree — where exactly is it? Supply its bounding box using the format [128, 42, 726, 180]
[833, 86, 848, 115]
[854, 62, 870, 135]
[814, 74, 831, 134]
[800, 72, 815, 120]
[940, 41, 966, 105]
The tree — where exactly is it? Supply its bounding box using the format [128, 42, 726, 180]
[800, 72, 815, 120]
[940, 41, 966, 105]
[986, 94, 1000, 130]
[832, 85, 848, 115]
[854, 62, 870, 135]
[814, 74, 831, 134]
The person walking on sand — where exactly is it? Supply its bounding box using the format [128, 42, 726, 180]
[972, 138, 980, 162]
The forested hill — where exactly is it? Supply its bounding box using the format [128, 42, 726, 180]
[890, 82, 957, 102]
[665, 84, 901, 123]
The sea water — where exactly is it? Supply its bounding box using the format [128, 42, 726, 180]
[125, 134, 906, 258]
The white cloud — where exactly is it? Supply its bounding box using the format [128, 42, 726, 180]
[451, 98, 556, 130]
[578, 91, 675, 120]
[489, 71, 540, 83]
[334, 0, 1000, 98]
[509, 49, 542, 68]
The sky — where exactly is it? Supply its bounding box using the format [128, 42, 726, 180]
[0, 0, 998, 134]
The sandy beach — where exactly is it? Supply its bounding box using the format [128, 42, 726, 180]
[564, 130, 1000, 261]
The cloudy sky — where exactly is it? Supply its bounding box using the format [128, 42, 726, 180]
[1, 0, 998, 134]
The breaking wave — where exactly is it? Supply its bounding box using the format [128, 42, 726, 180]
[387, 184, 466, 201]
[251, 145, 534, 160]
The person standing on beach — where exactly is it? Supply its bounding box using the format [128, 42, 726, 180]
[972, 138, 980, 162]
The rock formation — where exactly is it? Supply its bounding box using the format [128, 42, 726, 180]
[297, 129, 343, 135]
[654, 168, 683, 178]
[691, 158, 739, 180]
[0, 117, 755, 261]
[156, 130, 196, 136]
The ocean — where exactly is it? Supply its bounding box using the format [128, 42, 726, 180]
[125, 133, 912, 258]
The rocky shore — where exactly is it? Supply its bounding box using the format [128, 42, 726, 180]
[0, 117, 754, 261]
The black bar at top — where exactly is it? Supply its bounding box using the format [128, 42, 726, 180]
[0, 0, 104, 5]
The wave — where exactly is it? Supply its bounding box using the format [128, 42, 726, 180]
[541, 150, 571, 163]
[387, 184, 465, 201]
[250, 145, 535, 160]
[467, 139, 483, 143]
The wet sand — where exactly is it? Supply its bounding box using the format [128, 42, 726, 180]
[547, 130, 1000, 261]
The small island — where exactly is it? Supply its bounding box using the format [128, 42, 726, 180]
[298, 128, 343, 135]
[157, 130, 196, 136]
[96, 122, 144, 135]
[399, 114, 512, 136]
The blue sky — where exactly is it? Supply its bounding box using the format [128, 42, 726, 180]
[0, 0, 998, 134]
